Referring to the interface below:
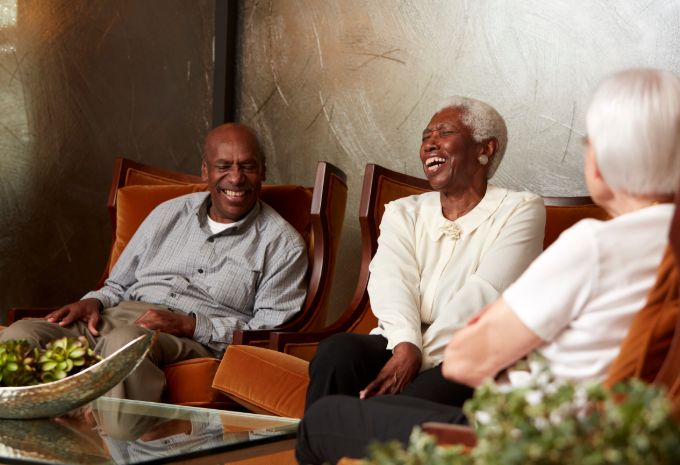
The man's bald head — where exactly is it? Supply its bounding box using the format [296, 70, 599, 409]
[201, 123, 266, 223]
[203, 123, 266, 169]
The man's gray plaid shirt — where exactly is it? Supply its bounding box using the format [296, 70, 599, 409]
[84, 192, 308, 356]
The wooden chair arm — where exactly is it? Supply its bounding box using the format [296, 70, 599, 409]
[232, 328, 278, 346]
[268, 329, 333, 353]
[6, 307, 56, 324]
[421, 422, 477, 448]
[231, 306, 326, 346]
[269, 297, 372, 356]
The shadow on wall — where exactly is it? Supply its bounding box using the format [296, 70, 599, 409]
[0, 1, 214, 323]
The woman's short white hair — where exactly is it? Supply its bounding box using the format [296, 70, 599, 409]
[435, 96, 508, 178]
[586, 68, 680, 195]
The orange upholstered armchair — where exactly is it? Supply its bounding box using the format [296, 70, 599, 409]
[6, 157, 348, 408]
[213, 163, 609, 418]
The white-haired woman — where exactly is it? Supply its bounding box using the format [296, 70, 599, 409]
[305, 97, 546, 411]
[296, 68, 680, 465]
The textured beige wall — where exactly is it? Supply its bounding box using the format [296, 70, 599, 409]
[0, 1, 213, 321]
[235, 0, 680, 322]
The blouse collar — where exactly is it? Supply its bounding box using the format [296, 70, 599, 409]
[424, 185, 509, 241]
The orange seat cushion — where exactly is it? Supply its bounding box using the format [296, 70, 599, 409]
[162, 357, 237, 408]
[213, 345, 310, 418]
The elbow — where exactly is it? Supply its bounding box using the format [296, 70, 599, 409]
[442, 359, 489, 388]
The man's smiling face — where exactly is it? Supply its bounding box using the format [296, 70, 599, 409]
[201, 124, 265, 223]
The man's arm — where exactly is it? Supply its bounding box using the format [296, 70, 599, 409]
[441, 298, 544, 387]
[83, 206, 163, 308]
[49, 205, 176, 336]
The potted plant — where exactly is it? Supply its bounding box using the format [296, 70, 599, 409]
[0, 336, 101, 386]
[364, 363, 680, 465]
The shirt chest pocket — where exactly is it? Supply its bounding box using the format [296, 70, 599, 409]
[205, 268, 261, 313]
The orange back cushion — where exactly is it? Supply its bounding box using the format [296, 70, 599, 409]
[108, 183, 313, 274]
[544, 204, 609, 249]
[109, 184, 208, 272]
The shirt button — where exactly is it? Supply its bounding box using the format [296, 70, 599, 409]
[198, 269, 204, 274]
[170, 293, 177, 298]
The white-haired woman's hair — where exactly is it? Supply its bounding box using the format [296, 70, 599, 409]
[586, 68, 680, 195]
[436, 96, 508, 178]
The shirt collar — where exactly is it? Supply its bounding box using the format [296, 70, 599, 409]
[196, 193, 262, 235]
[425, 185, 508, 241]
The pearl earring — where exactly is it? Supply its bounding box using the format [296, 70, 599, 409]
[478, 155, 489, 166]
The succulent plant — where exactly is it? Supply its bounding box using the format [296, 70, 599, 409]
[37, 336, 101, 383]
[0, 340, 39, 387]
[0, 337, 102, 387]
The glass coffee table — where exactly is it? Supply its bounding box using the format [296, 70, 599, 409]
[0, 397, 298, 464]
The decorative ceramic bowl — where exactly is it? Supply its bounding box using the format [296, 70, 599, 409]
[0, 332, 154, 419]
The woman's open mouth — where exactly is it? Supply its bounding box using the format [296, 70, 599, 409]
[424, 156, 446, 173]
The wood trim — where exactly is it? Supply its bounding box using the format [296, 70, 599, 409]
[232, 161, 348, 345]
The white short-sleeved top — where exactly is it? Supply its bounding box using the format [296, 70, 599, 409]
[368, 185, 546, 369]
[504, 203, 673, 383]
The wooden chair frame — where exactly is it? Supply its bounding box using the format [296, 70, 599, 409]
[232, 161, 348, 346]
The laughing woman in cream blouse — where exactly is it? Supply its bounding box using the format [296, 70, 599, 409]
[305, 96, 546, 409]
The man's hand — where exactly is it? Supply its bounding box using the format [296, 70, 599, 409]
[134, 308, 195, 338]
[46, 298, 102, 336]
[359, 342, 422, 399]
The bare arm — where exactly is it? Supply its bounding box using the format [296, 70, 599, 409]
[442, 298, 544, 387]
